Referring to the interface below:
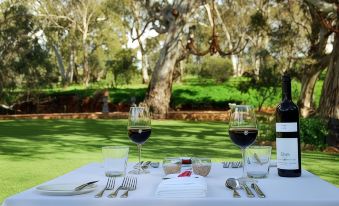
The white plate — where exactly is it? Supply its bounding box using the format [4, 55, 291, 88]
[36, 183, 97, 196]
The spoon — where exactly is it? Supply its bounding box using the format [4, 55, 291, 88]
[225, 178, 241, 198]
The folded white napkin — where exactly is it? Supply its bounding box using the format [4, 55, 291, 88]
[155, 177, 207, 198]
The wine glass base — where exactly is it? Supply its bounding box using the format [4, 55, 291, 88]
[128, 169, 150, 175]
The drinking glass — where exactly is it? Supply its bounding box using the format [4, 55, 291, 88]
[128, 106, 151, 174]
[228, 105, 258, 178]
[102, 146, 129, 177]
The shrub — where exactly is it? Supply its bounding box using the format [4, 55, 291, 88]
[199, 56, 233, 83]
[300, 117, 328, 149]
[261, 116, 328, 149]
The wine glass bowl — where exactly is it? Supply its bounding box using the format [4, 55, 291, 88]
[128, 106, 151, 174]
[228, 105, 258, 177]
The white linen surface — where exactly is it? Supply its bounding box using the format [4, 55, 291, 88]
[155, 176, 207, 198]
[3, 162, 339, 206]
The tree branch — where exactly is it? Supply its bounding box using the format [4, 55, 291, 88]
[304, 0, 337, 13]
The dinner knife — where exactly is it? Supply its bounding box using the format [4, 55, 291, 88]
[241, 183, 255, 198]
[74, 180, 99, 191]
[251, 183, 265, 198]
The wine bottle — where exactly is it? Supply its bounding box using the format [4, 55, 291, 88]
[275, 74, 301, 177]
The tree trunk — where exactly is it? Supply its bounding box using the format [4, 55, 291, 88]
[231, 55, 240, 76]
[51, 44, 66, 84]
[144, 27, 184, 117]
[144, 1, 199, 117]
[83, 40, 90, 86]
[141, 52, 150, 84]
[66, 41, 76, 84]
[299, 69, 321, 117]
[318, 31, 339, 120]
[298, 7, 330, 117]
[298, 53, 329, 117]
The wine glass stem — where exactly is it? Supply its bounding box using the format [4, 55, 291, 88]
[241, 148, 246, 178]
[137, 144, 142, 172]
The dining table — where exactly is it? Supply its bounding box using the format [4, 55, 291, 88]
[2, 162, 339, 206]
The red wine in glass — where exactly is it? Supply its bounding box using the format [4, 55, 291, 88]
[128, 127, 152, 144]
[229, 128, 258, 148]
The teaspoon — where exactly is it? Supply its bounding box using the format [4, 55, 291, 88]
[225, 178, 241, 198]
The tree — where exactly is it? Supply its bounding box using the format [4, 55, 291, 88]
[133, 1, 247, 116]
[238, 53, 279, 112]
[36, 0, 109, 86]
[131, 1, 203, 116]
[106, 49, 137, 87]
[305, 0, 339, 147]
[0, 1, 53, 104]
[298, 2, 331, 117]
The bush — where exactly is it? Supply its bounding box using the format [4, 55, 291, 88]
[300, 117, 328, 149]
[261, 116, 328, 149]
[199, 56, 233, 83]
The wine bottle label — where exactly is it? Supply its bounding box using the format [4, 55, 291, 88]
[276, 138, 299, 170]
[276, 122, 297, 132]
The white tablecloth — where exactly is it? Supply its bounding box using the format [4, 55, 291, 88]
[3, 162, 339, 206]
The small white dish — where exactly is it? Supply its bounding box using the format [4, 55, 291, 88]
[36, 183, 97, 196]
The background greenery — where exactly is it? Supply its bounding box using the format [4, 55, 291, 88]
[23, 76, 322, 110]
[0, 119, 338, 202]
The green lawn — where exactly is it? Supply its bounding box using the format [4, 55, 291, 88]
[0, 119, 338, 202]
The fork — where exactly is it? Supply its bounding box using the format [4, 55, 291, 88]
[95, 177, 115, 198]
[120, 177, 137, 198]
[223, 161, 242, 168]
[107, 176, 130, 198]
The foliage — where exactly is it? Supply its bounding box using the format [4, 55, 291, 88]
[199, 56, 233, 83]
[106, 49, 138, 87]
[237, 54, 280, 111]
[262, 116, 328, 149]
[300, 117, 328, 149]
[0, 2, 54, 104]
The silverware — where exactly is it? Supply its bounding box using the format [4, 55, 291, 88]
[133, 161, 144, 169]
[107, 176, 130, 198]
[240, 181, 255, 198]
[222, 161, 242, 168]
[120, 177, 137, 198]
[251, 183, 265, 198]
[141, 161, 151, 169]
[74, 180, 99, 191]
[225, 178, 241, 198]
[95, 177, 115, 198]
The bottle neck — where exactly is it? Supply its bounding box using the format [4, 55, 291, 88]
[282, 80, 292, 101]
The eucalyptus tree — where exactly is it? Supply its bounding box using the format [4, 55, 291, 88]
[303, 0, 339, 147]
[36, 0, 110, 86]
[304, 0, 339, 121]
[0, 0, 53, 103]
[128, 0, 204, 116]
[296, 1, 331, 117]
[132, 0, 247, 116]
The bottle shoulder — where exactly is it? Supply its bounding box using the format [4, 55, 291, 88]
[276, 100, 299, 112]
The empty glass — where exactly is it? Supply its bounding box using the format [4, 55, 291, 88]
[245, 146, 272, 178]
[102, 146, 129, 177]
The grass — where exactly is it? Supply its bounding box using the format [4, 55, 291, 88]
[0, 119, 338, 202]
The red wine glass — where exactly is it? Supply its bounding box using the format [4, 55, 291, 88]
[228, 105, 258, 178]
[128, 106, 152, 174]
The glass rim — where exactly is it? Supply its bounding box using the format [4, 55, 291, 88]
[247, 145, 272, 149]
[102, 146, 129, 150]
[232, 104, 254, 108]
